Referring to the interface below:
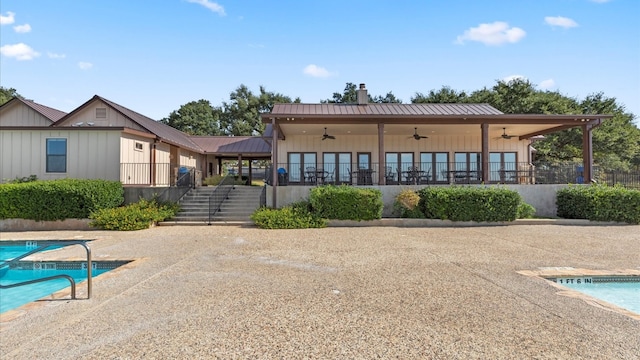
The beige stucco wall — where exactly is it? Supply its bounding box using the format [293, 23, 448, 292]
[0, 129, 121, 182]
[276, 134, 529, 166]
[0, 101, 54, 127]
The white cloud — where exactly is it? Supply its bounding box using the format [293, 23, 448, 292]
[545, 16, 578, 28]
[303, 64, 333, 78]
[456, 21, 526, 46]
[0, 11, 15, 25]
[0, 43, 40, 60]
[48, 52, 66, 59]
[13, 23, 31, 33]
[539, 79, 556, 89]
[186, 0, 226, 16]
[502, 75, 527, 83]
[78, 61, 93, 70]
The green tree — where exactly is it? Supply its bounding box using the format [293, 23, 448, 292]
[412, 86, 468, 103]
[219, 85, 298, 136]
[322, 82, 402, 103]
[0, 86, 20, 106]
[160, 99, 222, 136]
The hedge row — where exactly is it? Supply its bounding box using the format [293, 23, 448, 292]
[557, 185, 640, 224]
[90, 198, 179, 230]
[251, 201, 327, 229]
[309, 185, 383, 221]
[0, 179, 124, 221]
[418, 186, 522, 222]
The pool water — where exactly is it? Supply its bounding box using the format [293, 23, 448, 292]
[557, 278, 640, 315]
[1, 240, 124, 314]
[1, 268, 109, 314]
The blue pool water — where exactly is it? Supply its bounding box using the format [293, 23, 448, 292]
[1, 268, 109, 313]
[1, 241, 121, 314]
[554, 277, 640, 315]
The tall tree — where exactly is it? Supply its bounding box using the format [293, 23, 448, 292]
[0, 86, 21, 106]
[219, 85, 298, 136]
[160, 99, 222, 136]
[412, 86, 468, 103]
[322, 82, 402, 103]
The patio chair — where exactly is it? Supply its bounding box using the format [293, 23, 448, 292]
[385, 166, 396, 184]
[324, 168, 335, 184]
[305, 167, 316, 184]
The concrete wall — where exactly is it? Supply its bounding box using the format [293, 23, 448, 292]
[267, 184, 571, 218]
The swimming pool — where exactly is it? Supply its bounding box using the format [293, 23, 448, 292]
[1, 241, 128, 314]
[550, 276, 640, 315]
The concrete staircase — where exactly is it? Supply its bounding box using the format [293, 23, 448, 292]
[166, 185, 264, 224]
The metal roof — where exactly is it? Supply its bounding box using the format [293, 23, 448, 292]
[268, 103, 503, 117]
[190, 136, 271, 156]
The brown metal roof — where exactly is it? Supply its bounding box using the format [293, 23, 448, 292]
[0, 97, 67, 123]
[190, 136, 271, 156]
[268, 103, 503, 117]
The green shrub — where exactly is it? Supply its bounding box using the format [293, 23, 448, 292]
[89, 198, 180, 231]
[309, 185, 383, 221]
[203, 175, 225, 186]
[517, 202, 536, 219]
[0, 179, 123, 221]
[557, 184, 640, 224]
[393, 189, 425, 218]
[418, 186, 521, 222]
[251, 200, 327, 229]
[5, 175, 38, 184]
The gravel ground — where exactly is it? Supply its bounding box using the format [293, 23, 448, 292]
[1, 225, 639, 359]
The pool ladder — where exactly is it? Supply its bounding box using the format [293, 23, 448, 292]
[0, 241, 93, 300]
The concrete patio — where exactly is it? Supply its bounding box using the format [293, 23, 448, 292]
[1, 224, 639, 359]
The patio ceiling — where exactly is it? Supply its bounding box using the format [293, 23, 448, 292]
[276, 123, 568, 140]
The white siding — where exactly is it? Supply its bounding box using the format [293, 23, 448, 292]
[0, 102, 54, 127]
[120, 135, 153, 184]
[55, 100, 146, 131]
[0, 129, 121, 182]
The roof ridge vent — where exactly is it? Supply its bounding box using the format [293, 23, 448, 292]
[357, 83, 368, 105]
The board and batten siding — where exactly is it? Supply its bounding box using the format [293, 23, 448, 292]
[0, 102, 54, 127]
[56, 100, 146, 131]
[276, 134, 528, 166]
[0, 129, 121, 181]
[120, 134, 153, 184]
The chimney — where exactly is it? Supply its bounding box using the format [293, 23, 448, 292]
[357, 83, 368, 105]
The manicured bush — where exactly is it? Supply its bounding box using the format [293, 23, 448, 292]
[309, 185, 383, 221]
[251, 201, 327, 229]
[89, 198, 180, 231]
[0, 179, 124, 221]
[517, 202, 536, 219]
[393, 189, 425, 218]
[417, 186, 522, 222]
[557, 185, 640, 224]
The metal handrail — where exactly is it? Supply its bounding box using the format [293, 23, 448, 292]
[0, 241, 93, 299]
[1, 275, 77, 300]
[207, 174, 236, 225]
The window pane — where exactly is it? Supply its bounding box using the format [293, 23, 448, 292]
[358, 153, 370, 169]
[435, 153, 448, 181]
[288, 153, 301, 182]
[46, 139, 67, 173]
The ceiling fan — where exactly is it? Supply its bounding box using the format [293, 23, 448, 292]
[322, 127, 336, 140]
[411, 127, 428, 140]
[500, 127, 516, 140]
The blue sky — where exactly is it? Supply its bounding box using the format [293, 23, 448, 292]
[1, 0, 639, 124]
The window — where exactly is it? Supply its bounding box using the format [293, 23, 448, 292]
[96, 108, 107, 118]
[489, 152, 517, 183]
[288, 152, 316, 183]
[453, 152, 482, 183]
[323, 152, 352, 184]
[135, 142, 144, 151]
[46, 138, 67, 173]
[385, 152, 413, 184]
[420, 152, 449, 183]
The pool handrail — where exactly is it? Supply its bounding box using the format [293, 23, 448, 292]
[0, 241, 92, 299]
